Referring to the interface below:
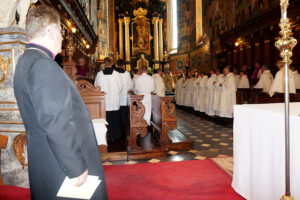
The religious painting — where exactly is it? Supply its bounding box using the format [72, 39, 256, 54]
[131, 8, 151, 56]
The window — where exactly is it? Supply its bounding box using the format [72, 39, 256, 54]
[167, 0, 178, 54]
[170, 0, 178, 53]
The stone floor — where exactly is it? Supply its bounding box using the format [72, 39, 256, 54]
[103, 107, 233, 166]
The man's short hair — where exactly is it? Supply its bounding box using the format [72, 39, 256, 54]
[262, 65, 269, 70]
[140, 64, 148, 72]
[104, 57, 112, 64]
[26, 5, 60, 41]
[117, 59, 124, 67]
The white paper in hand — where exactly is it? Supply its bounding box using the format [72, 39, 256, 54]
[57, 175, 101, 199]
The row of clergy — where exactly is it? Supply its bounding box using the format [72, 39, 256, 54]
[93, 58, 166, 141]
[175, 62, 300, 118]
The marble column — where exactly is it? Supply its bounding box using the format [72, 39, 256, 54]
[0, 27, 29, 188]
[158, 18, 164, 62]
[152, 17, 159, 69]
[124, 16, 131, 71]
[118, 18, 124, 59]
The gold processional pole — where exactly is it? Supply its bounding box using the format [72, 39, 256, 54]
[275, 0, 297, 199]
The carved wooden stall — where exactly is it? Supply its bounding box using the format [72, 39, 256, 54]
[236, 88, 300, 105]
[76, 80, 107, 152]
[151, 95, 193, 150]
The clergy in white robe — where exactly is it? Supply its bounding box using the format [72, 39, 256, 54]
[153, 69, 166, 97]
[134, 64, 155, 125]
[291, 66, 300, 89]
[219, 67, 236, 118]
[254, 66, 273, 92]
[94, 57, 123, 141]
[213, 70, 224, 115]
[175, 75, 184, 105]
[187, 75, 196, 107]
[205, 71, 217, 116]
[182, 78, 190, 106]
[237, 71, 250, 88]
[269, 61, 296, 97]
[233, 69, 240, 87]
[195, 74, 208, 112]
[193, 74, 202, 110]
[115, 59, 133, 134]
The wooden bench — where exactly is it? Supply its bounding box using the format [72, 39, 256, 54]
[236, 88, 263, 104]
[128, 94, 148, 151]
[76, 80, 107, 152]
[236, 88, 300, 105]
[151, 94, 193, 150]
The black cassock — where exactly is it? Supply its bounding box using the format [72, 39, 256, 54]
[13, 44, 108, 200]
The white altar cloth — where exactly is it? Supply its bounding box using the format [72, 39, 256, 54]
[232, 103, 300, 200]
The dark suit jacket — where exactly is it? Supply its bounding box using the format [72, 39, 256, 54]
[13, 44, 108, 200]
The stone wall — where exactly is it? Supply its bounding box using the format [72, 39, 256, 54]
[0, 27, 29, 187]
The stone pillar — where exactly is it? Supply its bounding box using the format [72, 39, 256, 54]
[124, 16, 131, 71]
[152, 17, 159, 69]
[158, 18, 164, 62]
[63, 35, 77, 83]
[0, 27, 29, 188]
[118, 18, 124, 59]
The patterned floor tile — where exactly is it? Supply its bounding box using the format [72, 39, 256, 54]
[168, 151, 178, 155]
[194, 156, 207, 160]
[148, 159, 161, 163]
[188, 149, 198, 153]
[103, 162, 113, 166]
[125, 161, 138, 165]
[201, 143, 211, 147]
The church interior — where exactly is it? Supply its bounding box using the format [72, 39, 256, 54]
[1, 0, 300, 199]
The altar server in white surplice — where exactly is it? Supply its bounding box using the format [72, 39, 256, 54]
[115, 59, 133, 134]
[182, 77, 190, 106]
[153, 69, 166, 97]
[237, 71, 250, 88]
[233, 68, 240, 87]
[213, 69, 224, 116]
[269, 61, 296, 97]
[254, 65, 273, 92]
[134, 64, 155, 125]
[219, 66, 236, 118]
[205, 70, 217, 116]
[291, 65, 300, 89]
[95, 57, 123, 141]
[193, 73, 202, 110]
[175, 74, 184, 105]
[197, 74, 208, 112]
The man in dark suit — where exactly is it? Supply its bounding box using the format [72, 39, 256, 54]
[13, 5, 108, 199]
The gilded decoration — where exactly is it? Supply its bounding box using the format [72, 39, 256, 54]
[0, 55, 12, 91]
[131, 7, 152, 55]
[13, 134, 28, 169]
[136, 54, 149, 69]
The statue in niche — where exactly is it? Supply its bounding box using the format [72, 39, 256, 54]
[131, 8, 151, 55]
[0, 0, 38, 29]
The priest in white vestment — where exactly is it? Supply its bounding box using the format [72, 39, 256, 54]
[134, 64, 155, 125]
[95, 57, 123, 141]
[233, 69, 240, 87]
[213, 70, 224, 116]
[182, 77, 190, 106]
[291, 66, 300, 89]
[205, 70, 217, 116]
[153, 69, 166, 97]
[195, 74, 208, 112]
[187, 74, 196, 107]
[269, 61, 296, 97]
[219, 67, 236, 118]
[237, 71, 250, 88]
[175, 75, 184, 105]
[254, 65, 273, 92]
[193, 73, 202, 110]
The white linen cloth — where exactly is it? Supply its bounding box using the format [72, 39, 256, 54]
[94, 70, 123, 111]
[254, 70, 273, 92]
[232, 103, 300, 200]
[92, 118, 108, 145]
[134, 72, 154, 125]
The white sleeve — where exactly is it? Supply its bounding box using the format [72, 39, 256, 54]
[94, 72, 100, 87]
[126, 72, 133, 91]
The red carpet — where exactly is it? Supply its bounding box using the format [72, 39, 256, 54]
[103, 159, 244, 200]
